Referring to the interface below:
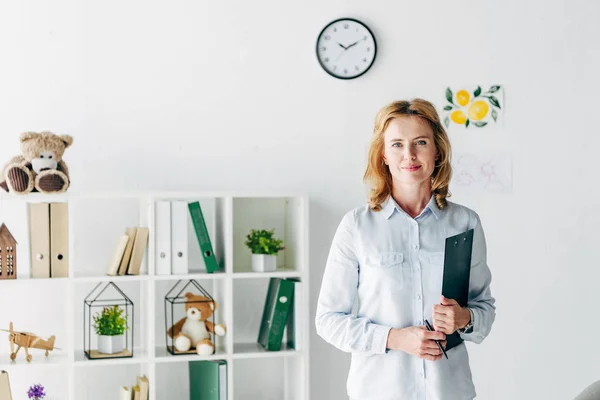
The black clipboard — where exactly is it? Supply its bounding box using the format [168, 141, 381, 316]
[441, 229, 474, 351]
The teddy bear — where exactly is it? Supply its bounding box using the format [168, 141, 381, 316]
[0, 131, 73, 195]
[167, 292, 227, 356]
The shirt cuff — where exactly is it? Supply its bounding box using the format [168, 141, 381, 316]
[375, 325, 392, 354]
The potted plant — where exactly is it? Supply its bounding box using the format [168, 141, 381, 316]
[245, 229, 285, 272]
[93, 305, 128, 354]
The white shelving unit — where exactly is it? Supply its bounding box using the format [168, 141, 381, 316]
[0, 191, 309, 400]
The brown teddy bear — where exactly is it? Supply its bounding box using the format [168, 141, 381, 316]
[0, 131, 73, 194]
[167, 292, 226, 356]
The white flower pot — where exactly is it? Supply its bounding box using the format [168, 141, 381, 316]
[251, 254, 277, 272]
[97, 334, 125, 354]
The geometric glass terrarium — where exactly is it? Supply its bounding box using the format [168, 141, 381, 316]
[84, 281, 134, 360]
[164, 279, 218, 356]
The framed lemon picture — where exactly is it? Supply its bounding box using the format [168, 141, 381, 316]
[441, 85, 504, 129]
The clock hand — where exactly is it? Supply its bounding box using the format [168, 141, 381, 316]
[346, 41, 360, 49]
[337, 42, 347, 50]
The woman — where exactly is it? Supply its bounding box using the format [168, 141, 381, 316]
[315, 99, 496, 400]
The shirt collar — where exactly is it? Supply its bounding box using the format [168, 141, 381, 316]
[382, 194, 441, 220]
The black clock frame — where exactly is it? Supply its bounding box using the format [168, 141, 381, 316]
[315, 17, 377, 80]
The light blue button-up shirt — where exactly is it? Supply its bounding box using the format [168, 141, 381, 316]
[315, 195, 496, 400]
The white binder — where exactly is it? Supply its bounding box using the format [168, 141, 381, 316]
[155, 201, 172, 275]
[171, 201, 189, 274]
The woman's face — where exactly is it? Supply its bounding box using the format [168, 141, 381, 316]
[382, 116, 438, 188]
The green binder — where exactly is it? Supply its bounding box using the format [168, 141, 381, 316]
[189, 359, 227, 400]
[188, 201, 219, 273]
[257, 278, 296, 351]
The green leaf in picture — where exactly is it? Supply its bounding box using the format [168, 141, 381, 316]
[492, 108, 498, 122]
[473, 121, 488, 128]
[488, 85, 501, 93]
[444, 116, 450, 128]
[465, 119, 470, 128]
[473, 86, 482, 97]
[443, 105, 453, 111]
[445, 88, 455, 105]
[489, 96, 501, 109]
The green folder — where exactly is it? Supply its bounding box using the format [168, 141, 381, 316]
[188, 201, 219, 273]
[189, 359, 227, 400]
[257, 278, 296, 351]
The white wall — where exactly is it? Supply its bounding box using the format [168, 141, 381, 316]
[1, 0, 599, 399]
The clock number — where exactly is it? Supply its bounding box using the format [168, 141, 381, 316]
[324, 57, 330, 63]
[344, 68, 348, 74]
[344, 23, 349, 29]
[333, 65, 337, 71]
[355, 66, 359, 71]
[320, 46, 326, 51]
[333, 27, 337, 32]
[324, 35, 331, 40]
[363, 58, 367, 62]
[367, 47, 371, 52]
[363, 36, 367, 41]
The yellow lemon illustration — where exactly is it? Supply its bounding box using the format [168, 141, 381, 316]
[468, 100, 489, 121]
[456, 90, 470, 106]
[450, 110, 467, 125]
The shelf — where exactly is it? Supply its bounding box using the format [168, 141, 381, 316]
[232, 342, 299, 359]
[154, 271, 227, 281]
[73, 273, 150, 282]
[0, 351, 70, 368]
[232, 266, 301, 279]
[74, 348, 148, 367]
[154, 346, 228, 363]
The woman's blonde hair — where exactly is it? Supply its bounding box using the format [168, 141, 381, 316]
[363, 98, 452, 211]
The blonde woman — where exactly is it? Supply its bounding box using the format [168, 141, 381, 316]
[315, 99, 496, 400]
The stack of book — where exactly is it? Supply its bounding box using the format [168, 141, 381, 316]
[119, 375, 149, 400]
[106, 227, 149, 276]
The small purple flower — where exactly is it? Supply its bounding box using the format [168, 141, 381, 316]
[27, 383, 46, 399]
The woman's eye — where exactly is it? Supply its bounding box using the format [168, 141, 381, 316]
[392, 142, 401, 148]
[416, 140, 427, 146]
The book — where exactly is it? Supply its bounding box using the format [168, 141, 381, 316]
[189, 360, 227, 400]
[106, 235, 129, 276]
[127, 227, 149, 275]
[137, 375, 149, 400]
[0, 370, 12, 400]
[257, 278, 296, 351]
[117, 227, 137, 275]
[188, 201, 219, 273]
[119, 386, 130, 400]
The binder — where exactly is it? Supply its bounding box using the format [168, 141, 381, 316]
[155, 201, 172, 275]
[0, 370, 13, 400]
[188, 201, 218, 273]
[171, 201, 189, 274]
[441, 229, 474, 351]
[117, 227, 137, 275]
[258, 278, 296, 351]
[120, 386, 131, 400]
[189, 360, 227, 400]
[49, 202, 68, 277]
[127, 227, 149, 275]
[29, 203, 50, 278]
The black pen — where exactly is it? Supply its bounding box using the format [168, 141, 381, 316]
[424, 319, 448, 359]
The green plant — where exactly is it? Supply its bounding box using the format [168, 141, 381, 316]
[245, 229, 285, 255]
[92, 305, 128, 336]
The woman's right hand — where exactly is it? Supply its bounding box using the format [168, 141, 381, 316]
[386, 326, 447, 361]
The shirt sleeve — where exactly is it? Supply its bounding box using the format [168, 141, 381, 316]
[459, 211, 496, 344]
[315, 210, 391, 354]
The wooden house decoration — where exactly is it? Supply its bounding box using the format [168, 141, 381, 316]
[0, 223, 17, 280]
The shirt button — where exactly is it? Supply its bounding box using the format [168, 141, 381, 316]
[416, 294, 422, 300]
[413, 244, 418, 250]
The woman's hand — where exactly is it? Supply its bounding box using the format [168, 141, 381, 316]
[386, 326, 446, 361]
[432, 295, 471, 334]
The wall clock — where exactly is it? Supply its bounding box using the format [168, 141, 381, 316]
[316, 18, 377, 80]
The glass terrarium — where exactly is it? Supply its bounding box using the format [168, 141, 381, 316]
[164, 279, 219, 356]
[84, 281, 134, 360]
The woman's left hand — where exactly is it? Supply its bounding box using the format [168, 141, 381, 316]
[432, 296, 471, 334]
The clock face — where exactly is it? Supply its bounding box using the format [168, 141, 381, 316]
[316, 18, 377, 80]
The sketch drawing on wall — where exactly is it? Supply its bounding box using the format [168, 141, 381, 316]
[442, 85, 504, 130]
[452, 153, 512, 193]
